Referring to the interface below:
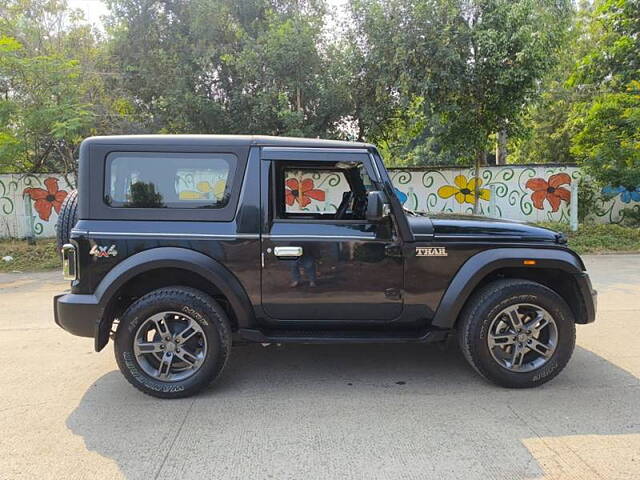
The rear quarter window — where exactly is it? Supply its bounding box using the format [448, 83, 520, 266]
[105, 152, 236, 209]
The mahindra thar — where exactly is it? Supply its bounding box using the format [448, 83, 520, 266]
[54, 135, 597, 398]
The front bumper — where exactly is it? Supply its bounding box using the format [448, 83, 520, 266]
[574, 272, 597, 324]
[53, 293, 101, 338]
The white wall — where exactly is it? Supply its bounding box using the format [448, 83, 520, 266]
[0, 174, 75, 239]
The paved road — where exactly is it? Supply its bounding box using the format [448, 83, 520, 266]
[0, 255, 639, 480]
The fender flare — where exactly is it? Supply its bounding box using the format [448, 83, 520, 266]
[94, 247, 255, 350]
[430, 247, 584, 329]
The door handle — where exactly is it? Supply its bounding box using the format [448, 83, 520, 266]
[274, 246, 303, 258]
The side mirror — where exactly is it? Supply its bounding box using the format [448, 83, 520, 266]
[366, 191, 390, 222]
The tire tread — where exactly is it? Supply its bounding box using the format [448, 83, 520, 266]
[457, 278, 576, 388]
[115, 286, 232, 399]
[56, 189, 78, 253]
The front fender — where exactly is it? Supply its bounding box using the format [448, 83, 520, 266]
[95, 247, 255, 350]
[430, 247, 585, 329]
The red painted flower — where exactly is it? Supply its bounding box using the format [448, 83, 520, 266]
[525, 173, 571, 212]
[23, 177, 68, 221]
[285, 178, 325, 208]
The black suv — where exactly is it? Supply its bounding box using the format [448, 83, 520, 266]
[54, 135, 597, 398]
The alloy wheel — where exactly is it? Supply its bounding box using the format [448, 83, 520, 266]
[133, 311, 207, 381]
[487, 303, 558, 373]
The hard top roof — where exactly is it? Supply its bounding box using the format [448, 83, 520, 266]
[81, 134, 373, 149]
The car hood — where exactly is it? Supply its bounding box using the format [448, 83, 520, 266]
[407, 213, 564, 243]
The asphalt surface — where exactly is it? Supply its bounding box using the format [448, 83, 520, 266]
[0, 255, 639, 480]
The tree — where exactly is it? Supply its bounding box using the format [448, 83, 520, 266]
[571, 85, 640, 188]
[105, 0, 346, 137]
[347, 0, 572, 206]
[568, 0, 640, 187]
[0, 35, 90, 177]
[0, 0, 124, 178]
[508, 3, 592, 165]
[567, 0, 640, 188]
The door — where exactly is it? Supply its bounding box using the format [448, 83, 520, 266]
[260, 149, 404, 322]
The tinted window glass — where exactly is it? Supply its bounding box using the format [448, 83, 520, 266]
[279, 163, 375, 220]
[106, 152, 236, 209]
[283, 168, 348, 215]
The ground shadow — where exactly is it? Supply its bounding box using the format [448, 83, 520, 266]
[67, 343, 640, 479]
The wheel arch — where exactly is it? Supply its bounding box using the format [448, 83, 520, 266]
[431, 248, 588, 329]
[94, 247, 255, 351]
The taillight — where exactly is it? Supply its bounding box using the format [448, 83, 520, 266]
[61, 243, 77, 281]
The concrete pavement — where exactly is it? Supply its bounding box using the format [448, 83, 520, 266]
[0, 255, 639, 479]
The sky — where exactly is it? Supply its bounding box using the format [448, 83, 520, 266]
[68, 0, 349, 29]
[68, 0, 109, 26]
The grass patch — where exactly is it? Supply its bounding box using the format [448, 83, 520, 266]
[0, 238, 60, 273]
[538, 222, 640, 254]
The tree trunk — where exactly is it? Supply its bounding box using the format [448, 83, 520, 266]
[473, 150, 484, 215]
[495, 129, 507, 165]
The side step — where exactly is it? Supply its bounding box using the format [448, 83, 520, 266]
[237, 328, 448, 344]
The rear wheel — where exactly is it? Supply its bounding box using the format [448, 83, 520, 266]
[458, 279, 576, 388]
[114, 286, 231, 398]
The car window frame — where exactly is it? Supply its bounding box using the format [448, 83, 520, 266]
[85, 143, 249, 222]
[267, 153, 382, 226]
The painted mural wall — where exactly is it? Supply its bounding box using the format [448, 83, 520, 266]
[286, 164, 640, 224]
[0, 174, 74, 239]
[2, 165, 639, 238]
[390, 165, 578, 223]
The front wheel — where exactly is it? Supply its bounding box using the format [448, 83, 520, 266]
[114, 287, 231, 398]
[458, 279, 576, 388]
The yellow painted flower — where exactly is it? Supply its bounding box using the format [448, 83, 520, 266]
[438, 175, 490, 204]
[179, 180, 226, 200]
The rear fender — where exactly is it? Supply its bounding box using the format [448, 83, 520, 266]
[94, 247, 255, 350]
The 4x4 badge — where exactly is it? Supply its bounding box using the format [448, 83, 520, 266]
[90, 244, 118, 258]
[416, 247, 447, 257]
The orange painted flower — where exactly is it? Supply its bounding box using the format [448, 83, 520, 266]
[525, 173, 571, 212]
[285, 178, 325, 208]
[23, 177, 68, 221]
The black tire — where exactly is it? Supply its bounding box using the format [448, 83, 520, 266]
[56, 189, 78, 253]
[114, 286, 232, 399]
[458, 279, 576, 388]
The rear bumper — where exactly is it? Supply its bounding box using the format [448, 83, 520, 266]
[574, 272, 597, 324]
[53, 293, 101, 338]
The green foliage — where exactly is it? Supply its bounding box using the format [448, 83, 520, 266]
[569, 0, 640, 89]
[538, 222, 640, 254]
[568, 0, 640, 189]
[0, 0, 636, 177]
[0, 238, 59, 272]
[567, 0, 640, 188]
[511, 0, 640, 186]
[576, 178, 603, 223]
[619, 206, 640, 227]
[570, 85, 640, 187]
[0, 0, 127, 176]
[349, 0, 572, 165]
[106, 0, 345, 137]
